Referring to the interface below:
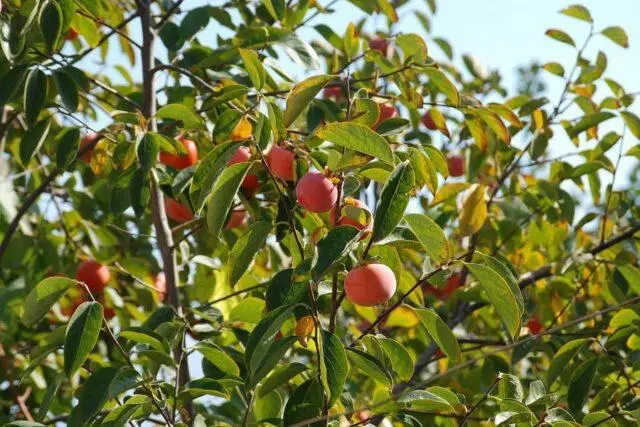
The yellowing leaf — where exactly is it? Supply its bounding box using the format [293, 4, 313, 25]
[427, 107, 450, 138]
[231, 117, 253, 141]
[424, 67, 459, 106]
[459, 184, 487, 235]
[465, 117, 488, 151]
[559, 4, 592, 23]
[477, 107, 510, 144]
[430, 183, 470, 206]
[545, 29, 575, 46]
[602, 26, 629, 48]
[284, 74, 335, 127]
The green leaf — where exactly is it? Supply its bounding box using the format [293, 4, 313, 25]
[621, 111, 640, 139]
[156, 103, 204, 129]
[0, 65, 29, 106]
[547, 338, 591, 386]
[377, 337, 414, 382]
[602, 26, 629, 48]
[136, 133, 159, 171]
[424, 67, 459, 105]
[397, 390, 457, 413]
[371, 161, 415, 242]
[196, 343, 240, 378]
[259, 362, 308, 397]
[24, 68, 48, 126]
[56, 127, 81, 169]
[249, 336, 297, 387]
[346, 347, 393, 387]
[68, 367, 117, 427]
[283, 379, 324, 426]
[617, 265, 640, 294]
[484, 255, 525, 315]
[120, 327, 171, 353]
[320, 330, 348, 407]
[190, 141, 240, 212]
[206, 161, 254, 236]
[498, 373, 524, 401]
[64, 301, 103, 377]
[543, 62, 565, 77]
[245, 304, 303, 378]
[39, 0, 62, 53]
[239, 48, 266, 90]
[284, 74, 335, 127]
[315, 121, 394, 165]
[266, 269, 307, 313]
[466, 263, 522, 340]
[229, 297, 266, 323]
[21, 276, 75, 327]
[569, 112, 615, 137]
[130, 169, 150, 217]
[312, 225, 360, 280]
[263, 0, 286, 20]
[559, 4, 592, 22]
[545, 29, 576, 46]
[20, 118, 51, 165]
[396, 33, 427, 62]
[254, 390, 283, 422]
[181, 379, 229, 400]
[404, 213, 450, 264]
[54, 70, 79, 112]
[414, 308, 461, 363]
[36, 373, 63, 422]
[568, 358, 599, 415]
[229, 221, 272, 287]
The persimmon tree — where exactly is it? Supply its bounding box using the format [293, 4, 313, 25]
[1, 0, 640, 426]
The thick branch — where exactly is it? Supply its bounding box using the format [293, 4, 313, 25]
[138, 0, 191, 421]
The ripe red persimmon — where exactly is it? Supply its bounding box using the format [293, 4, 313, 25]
[76, 260, 111, 294]
[527, 316, 543, 335]
[79, 133, 97, 163]
[159, 136, 198, 170]
[295, 171, 338, 213]
[323, 86, 342, 101]
[65, 28, 79, 41]
[266, 146, 295, 181]
[225, 210, 248, 229]
[373, 103, 397, 129]
[227, 146, 260, 193]
[164, 198, 194, 223]
[337, 198, 372, 240]
[345, 263, 397, 307]
[447, 154, 465, 178]
[370, 36, 389, 55]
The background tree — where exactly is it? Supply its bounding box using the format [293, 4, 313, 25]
[1, 0, 640, 426]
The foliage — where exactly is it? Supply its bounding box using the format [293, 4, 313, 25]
[1, 0, 640, 426]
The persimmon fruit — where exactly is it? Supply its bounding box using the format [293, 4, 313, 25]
[345, 263, 397, 307]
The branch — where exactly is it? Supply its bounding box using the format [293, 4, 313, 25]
[138, 0, 192, 421]
[518, 224, 640, 290]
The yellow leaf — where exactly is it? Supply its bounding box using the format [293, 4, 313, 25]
[295, 315, 315, 347]
[427, 107, 450, 138]
[465, 117, 487, 151]
[430, 183, 470, 206]
[231, 117, 253, 141]
[459, 184, 487, 235]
